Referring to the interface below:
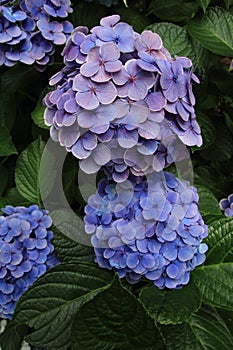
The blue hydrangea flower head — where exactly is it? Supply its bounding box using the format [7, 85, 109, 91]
[219, 194, 233, 217]
[84, 171, 208, 289]
[44, 14, 203, 179]
[0, 204, 59, 319]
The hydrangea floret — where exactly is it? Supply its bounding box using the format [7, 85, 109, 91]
[219, 194, 233, 217]
[0, 205, 59, 319]
[0, 0, 73, 68]
[44, 14, 202, 181]
[84, 172, 208, 289]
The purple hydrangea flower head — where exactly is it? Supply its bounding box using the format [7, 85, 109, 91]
[44, 14, 202, 177]
[220, 194, 233, 217]
[0, 205, 59, 319]
[84, 171, 208, 289]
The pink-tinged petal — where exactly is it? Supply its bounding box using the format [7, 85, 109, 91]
[118, 128, 138, 148]
[80, 156, 100, 174]
[128, 81, 148, 101]
[82, 132, 97, 150]
[64, 99, 78, 114]
[101, 42, 120, 61]
[80, 62, 99, 77]
[76, 91, 99, 110]
[44, 108, 55, 126]
[149, 111, 164, 123]
[78, 110, 95, 128]
[176, 102, 190, 121]
[138, 120, 160, 139]
[91, 66, 111, 82]
[117, 83, 130, 98]
[73, 74, 92, 92]
[147, 92, 166, 111]
[72, 141, 91, 159]
[91, 124, 109, 134]
[59, 125, 80, 147]
[95, 81, 117, 104]
[93, 144, 111, 165]
[104, 60, 122, 73]
[178, 130, 202, 147]
[141, 30, 163, 50]
[112, 68, 129, 85]
[100, 15, 120, 27]
[125, 59, 139, 76]
[86, 46, 100, 62]
[95, 27, 115, 42]
[63, 114, 76, 127]
[165, 102, 178, 114]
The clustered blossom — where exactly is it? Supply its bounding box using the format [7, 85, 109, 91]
[219, 194, 233, 217]
[0, 0, 73, 69]
[84, 172, 208, 289]
[44, 14, 202, 181]
[0, 205, 59, 319]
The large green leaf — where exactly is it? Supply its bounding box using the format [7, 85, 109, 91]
[0, 127, 17, 156]
[197, 0, 211, 12]
[148, 0, 198, 22]
[205, 218, 233, 264]
[0, 324, 28, 350]
[52, 228, 95, 264]
[162, 306, 233, 349]
[139, 283, 201, 325]
[0, 164, 7, 195]
[147, 23, 193, 58]
[31, 87, 50, 130]
[8, 263, 113, 350]
[193, 219, 233, 310]
[15, 137, 45, 205]
[71, 277, 164, 350]
[195, 185, 222, 217]
[187, 7, 233, 57]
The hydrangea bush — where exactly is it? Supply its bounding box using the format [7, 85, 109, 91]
[0, 1, 232, 349]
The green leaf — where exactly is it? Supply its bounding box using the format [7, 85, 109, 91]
[148, 0, 198, 22]
[224, 0, 233, 10]
[0, 127, 17, 156]
[31, 101, 49, 130]
[205, 218, 233, 264]
[116, 8, 150, 33]
[198, 0, 211, 12]
[162, 306, 233, 350]
[187, 7, 233, 57]
[224, 111, 233, 136]
[0, 324, 28, 350]
[195, 185, 222, 217]
[15, 137, 45, 205]
[139, 283, 201, 325]
[192, 113, 216, 152]
[10, 263, 113, 350]
[52, 228, 95, 264]
[71, 276, 164, 350]
[193, 219, 233, 310]
[0, 164, 7, 195]
[200, 123, 233, 162]
[5, 187, 32, 207]
[147, 23, 193, 58]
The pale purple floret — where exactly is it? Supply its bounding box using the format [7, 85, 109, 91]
[113, 59, 155, 101]
[80, 43, 122, 82]
[135, 30, 164, 58]
[157, 59, 188, 102]
[220, 194, 233, 217]
[92, 17, 135, 53]
[62, 27, 88, 64]
[37, 20, 66, 45]
[73, 74, 117, 110]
